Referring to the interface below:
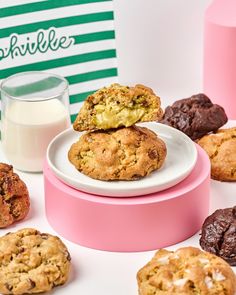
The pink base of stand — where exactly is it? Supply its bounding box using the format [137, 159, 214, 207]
[44, 145, 210, 252]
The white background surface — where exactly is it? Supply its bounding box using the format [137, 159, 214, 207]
[114, 0, 212, 105]
[1, 1, 236, 294]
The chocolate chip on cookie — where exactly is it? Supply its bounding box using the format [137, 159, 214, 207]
[160, 93, 228, 140]
[137, 246, 236, 294]
[0, 163, 30, 228]
[200, 206, 236, 266]
[0, 228, 71, 294]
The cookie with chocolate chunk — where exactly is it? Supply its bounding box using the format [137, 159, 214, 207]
[197, 127, 236, 181]
[0, 163, 30, 228]
[200, 206, 236, 266]
[160, 93, 228, 140]
[68, 125, 167, 181]
[73, 83, 163, 131]
[137, 246, 236, 294]
[0, 228, 71, 295]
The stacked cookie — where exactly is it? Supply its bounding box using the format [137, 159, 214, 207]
[68, 83, 167, 181]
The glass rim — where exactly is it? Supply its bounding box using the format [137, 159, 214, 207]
[0, 71, 69, 102]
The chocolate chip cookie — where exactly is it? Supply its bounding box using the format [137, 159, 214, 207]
[73, 83, 163, 131]
[137, 246, 236, 295]
[160, 93, 228, 140]
[0, 228, 71, 294]
[200, 206, 236, 266]
[68, 125, 167, 181]
[197, 127, 236, 181]
[0, 163, 30, 228]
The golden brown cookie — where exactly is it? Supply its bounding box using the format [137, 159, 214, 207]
[68, 125, 167, 181]
[73, 83, 163, 131]
[0, 163, 30, 228]
[0, 228, 71, 295]
[197, 127, 236, 181]
[137, 246, 236, 295]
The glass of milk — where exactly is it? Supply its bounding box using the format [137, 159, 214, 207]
[0, 71, 71, 172]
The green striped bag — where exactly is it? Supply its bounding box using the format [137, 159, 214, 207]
[0, 0, 118, 122]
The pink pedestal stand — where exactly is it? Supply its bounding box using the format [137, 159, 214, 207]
[204, 0, 236, 119]
[44, 145, 210, 252]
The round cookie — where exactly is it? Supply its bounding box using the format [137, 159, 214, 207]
[0, 163, 30, 228]
[197, 127, 236, 181]
[159, 93, 228, 140]
[0, 228, 71, 295]
[137, 246, 236, 295]
[68, 125, 167, 181]
[200, 206, 236, 266]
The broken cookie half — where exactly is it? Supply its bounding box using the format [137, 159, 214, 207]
[73, 83, 163, 131]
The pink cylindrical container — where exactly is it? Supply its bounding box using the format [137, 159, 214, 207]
[204, 0, 236, 119]
[44, 145, 210, 252]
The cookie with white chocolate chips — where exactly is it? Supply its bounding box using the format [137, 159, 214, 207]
[137, 246, 236, 295]
[0, 228, 71, 295]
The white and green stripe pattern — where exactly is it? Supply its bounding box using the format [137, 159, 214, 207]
[0, 0, 118, 122]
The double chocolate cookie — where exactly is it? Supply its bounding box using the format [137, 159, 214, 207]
[0, 163, 30, 228]
[200, 206, 236, 266]
[0, 228, 71, 294]
[160, 93, 228, 140]
[137, 246, 236, 294]
[68, 125, 167, 181]
[73, 83, 163, 131]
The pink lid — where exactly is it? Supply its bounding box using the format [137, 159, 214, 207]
[206, 0, 236, 26]
[204, 0, 236, 119]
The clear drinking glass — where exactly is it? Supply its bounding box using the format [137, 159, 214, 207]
[0, 71, 71, 172]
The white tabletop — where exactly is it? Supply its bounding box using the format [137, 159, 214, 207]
[0, 139, 235, 295]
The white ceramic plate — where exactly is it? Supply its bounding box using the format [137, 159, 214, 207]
[47, 122, 197, 197]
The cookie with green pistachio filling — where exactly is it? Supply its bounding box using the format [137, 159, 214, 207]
[73, 83, 163, 131]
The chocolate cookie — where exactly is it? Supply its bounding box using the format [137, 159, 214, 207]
[73, 83, 163, 131]
[200, 206, 236, 266]
[0, 228, 71, 295]
[68, 125, 167, 181]
[159, 93, 228, 140]
[197, 127, 236, 181]
[137, 246, 236, 295]
[0, 163, 30, 228]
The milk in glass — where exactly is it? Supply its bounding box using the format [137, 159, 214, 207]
[2, 99, 70, 172]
